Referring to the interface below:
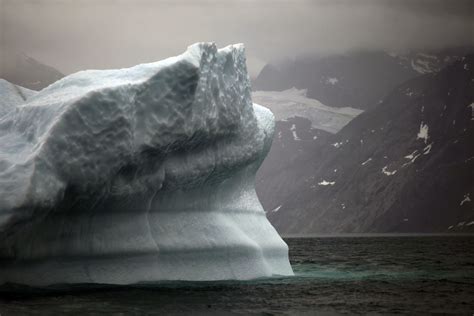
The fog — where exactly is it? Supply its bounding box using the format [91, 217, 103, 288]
[1, 0, 473, 77]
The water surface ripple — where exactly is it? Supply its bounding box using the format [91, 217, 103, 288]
[1, 235, 473, 315]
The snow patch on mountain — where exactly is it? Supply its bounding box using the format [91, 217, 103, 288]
[270, 205, 282, 213]
[460, 194, 471, 206]
[332, 141, 344, 148]
[318, 180, 336, 186]
[468, 103, 474, 120]
[326, 77, 339, 85]
[382, 166, 397, 176]
[417, 122, 429, 144]
[423, 143, 433, 155]
[290, 124, 301, 141]
[410, 53, 441, 74]
[402, 150, 421, 167]
[361, 158, 372, 166]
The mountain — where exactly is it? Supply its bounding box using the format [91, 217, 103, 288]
[257, 54, 474, 234]
[391, 48, 474, 75]
[253, 48, 473, 110]
[252, 89, 361, 212]
[0, 51, 63, 90]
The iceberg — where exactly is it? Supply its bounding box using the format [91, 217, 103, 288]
[0, 79, 37, 117]
[0, 43, 293, 286]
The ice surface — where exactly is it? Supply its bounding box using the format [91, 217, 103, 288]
[0, 43, 293, 286]
[0, 79, 36, 117]
[252, 88, 362, 134]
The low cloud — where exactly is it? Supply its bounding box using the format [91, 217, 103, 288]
[1, 0, 473, 77]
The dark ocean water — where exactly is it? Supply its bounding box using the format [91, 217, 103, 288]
[1, 235, 474, 315]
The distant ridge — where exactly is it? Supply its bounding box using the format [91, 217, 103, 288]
[253, 48, 474, 110]
[0, 51, 64, 90]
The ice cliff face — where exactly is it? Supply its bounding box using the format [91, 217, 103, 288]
[0, 43, 293, 286]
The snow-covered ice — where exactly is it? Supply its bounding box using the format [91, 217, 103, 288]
[0, 79, 36, 117]
[0, 43, 293, 286]
[252, 88, 362, 134]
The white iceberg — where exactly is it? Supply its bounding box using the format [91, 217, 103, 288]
[0, 43, 293, 286]
[0, 79, 36, 117]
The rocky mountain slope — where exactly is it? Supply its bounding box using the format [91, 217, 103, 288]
[253, 48, 473, 110]
[257, 54, 474, 234]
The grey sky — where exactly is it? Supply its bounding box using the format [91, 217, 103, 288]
[1, 0, 473, 77]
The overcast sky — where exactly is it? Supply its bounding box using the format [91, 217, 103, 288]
[1, 0, 473, 77]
